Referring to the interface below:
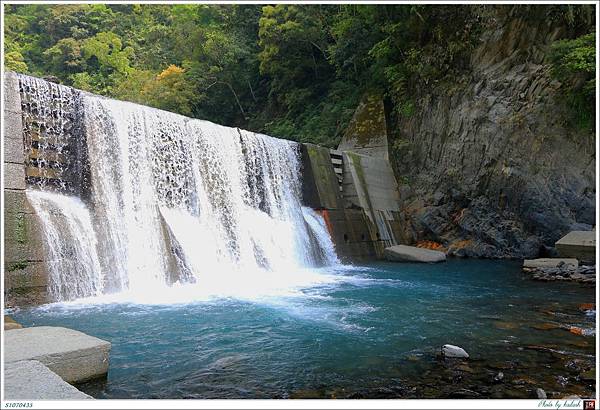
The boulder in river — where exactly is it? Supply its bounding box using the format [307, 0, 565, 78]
[384, 245, 446, 263]
[441, 344, 469, 359]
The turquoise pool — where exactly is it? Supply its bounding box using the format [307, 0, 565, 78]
[10, 260, 596, 399]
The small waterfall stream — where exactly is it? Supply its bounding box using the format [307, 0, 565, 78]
[19, 74, 340, 303]
[26, 190, 104, 301]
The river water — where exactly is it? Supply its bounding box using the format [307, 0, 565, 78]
[10, 259, 596, 399]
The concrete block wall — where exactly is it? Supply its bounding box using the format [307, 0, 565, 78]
[318, 208, 378, 261]
[341, 151, 404, 251]
[299, 92, 407, 260]
[300, 143, 343, 210]
[4, 72, 50, 307]
[300, 143, 380, 262]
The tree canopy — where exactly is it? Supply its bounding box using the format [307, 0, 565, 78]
[4, 4, 595, 147]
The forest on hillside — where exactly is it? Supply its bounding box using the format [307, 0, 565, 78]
[4, 4, 596, 147]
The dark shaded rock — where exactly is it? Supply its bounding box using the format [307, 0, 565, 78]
[448, 388, 481, 398]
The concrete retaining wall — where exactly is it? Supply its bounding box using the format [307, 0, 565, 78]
[4, 72, 50, 307]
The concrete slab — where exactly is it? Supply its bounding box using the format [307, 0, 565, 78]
[555, 231, 596, 264]
[4, 360, 92, 400]
[385, 244, 446, 263]
[523, 258, 579, 270]
[4, 326, 111, 383]
[4, 111, 24, 144]
[3, 123, 25, 163]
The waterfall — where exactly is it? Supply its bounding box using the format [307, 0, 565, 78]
[18, 74, 340, 302]
[26, 190, 104, 301]
[301, 207, 340, 266]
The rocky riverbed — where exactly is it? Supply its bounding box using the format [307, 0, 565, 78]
[524, 264, 596, 284]
[289, 301, 596, 399]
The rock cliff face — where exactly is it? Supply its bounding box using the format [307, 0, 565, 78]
[391, 10, 595, 258]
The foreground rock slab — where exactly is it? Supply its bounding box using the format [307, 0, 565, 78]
[4, 326, 111, 383]
[4, 360, 92, 400]
[384, 245, 446, 263]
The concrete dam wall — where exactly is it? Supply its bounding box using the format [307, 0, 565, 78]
[4, 72, 404, 307]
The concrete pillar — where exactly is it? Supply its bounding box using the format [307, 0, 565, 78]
[3, 72, 49, 307]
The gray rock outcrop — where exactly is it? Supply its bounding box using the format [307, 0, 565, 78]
[390, 8, 595, 258]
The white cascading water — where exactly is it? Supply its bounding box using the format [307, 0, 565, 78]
[21, 74, 341, 303]
[26, 190, 104, 301]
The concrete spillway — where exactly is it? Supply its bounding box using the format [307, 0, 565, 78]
[4, 72, 404, 306]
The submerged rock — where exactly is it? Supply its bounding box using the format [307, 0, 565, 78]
[384, 245, 446, 263]
[578, 303, 595, 311]
[580, 369, 595, 382]
[442, 344, 469, 359]
[494, 321, 520, 330]
[531, 323, 561, 331]
[448, 388, 481, 398]
[4, 315, 23, 330]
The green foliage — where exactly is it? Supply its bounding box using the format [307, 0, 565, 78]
[3, 4, 596, 147]
[550, 32, 596, 130]
[43, 37, 83, 74]
[6, 260, 29, 272]
[142, 65, 196, 116]
[4, 51, 28, 72]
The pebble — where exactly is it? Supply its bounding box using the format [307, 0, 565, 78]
[441, 344, 469, 359]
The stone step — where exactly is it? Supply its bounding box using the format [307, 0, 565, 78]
[384, 244, 446, 263]
[523, 258, 578, 270]
[4, 360, 92, 400]
[4, 326, 111, 383]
